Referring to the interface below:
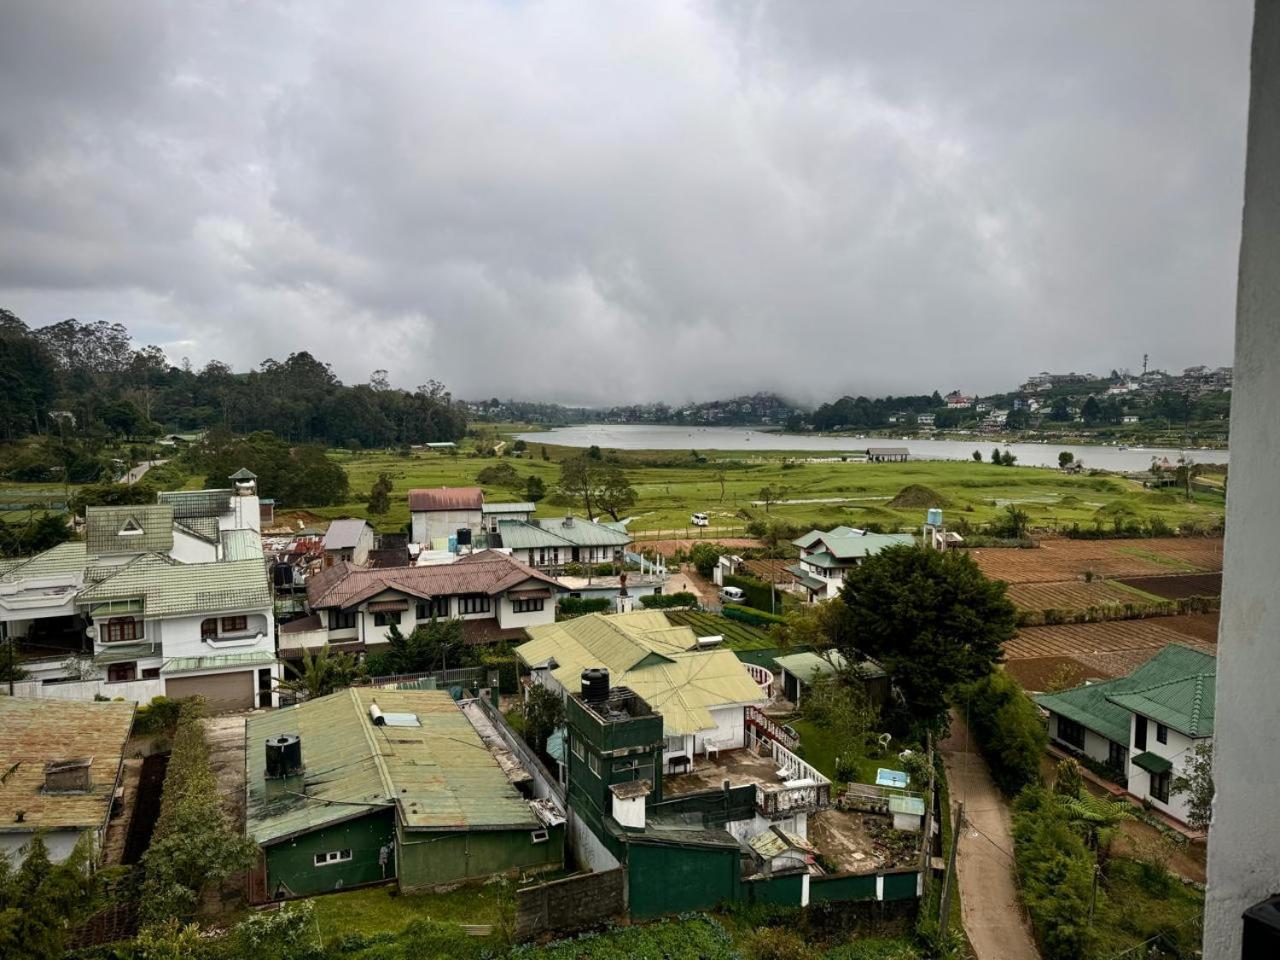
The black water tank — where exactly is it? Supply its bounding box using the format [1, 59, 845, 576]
[581, 668, 609, 703]
[1244, 894, 1280, 957]
[456, 527, 472, 546]
[265, 733, 303, 779]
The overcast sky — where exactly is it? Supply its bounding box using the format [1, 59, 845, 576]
[0, 2, 1253, 406]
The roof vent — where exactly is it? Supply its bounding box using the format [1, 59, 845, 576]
[563, 514, 574, 528]
[44, 758, 92, 794]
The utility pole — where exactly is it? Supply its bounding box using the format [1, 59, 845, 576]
[939, 800, 965, 932]
[1088, 862, 1100, 928]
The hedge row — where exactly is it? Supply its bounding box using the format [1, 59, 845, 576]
[722, 603, 787, 628]
[638, 591, 698, 609]
[557, 596, 612, 618]
[723, 573, 776, 612]
[955, 671, 1046, 796]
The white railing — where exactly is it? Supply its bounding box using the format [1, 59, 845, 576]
[743, 663, 773, 696]
[755, 737, 832, 818]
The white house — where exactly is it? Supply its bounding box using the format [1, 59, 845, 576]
[322, 518, 375, 567]
[1036, 644, 1215, 828]
[517, 610, 767, 772]
[408, 486, 485, 545]
[490, 514, 632, 570]
[285, 549, 563, 658]
[785, 527, 916, 600]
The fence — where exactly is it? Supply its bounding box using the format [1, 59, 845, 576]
[753, 737, 831, 818]
[746, 705, 798, 750]
[5, 676, 164, 703]
[515, 867, 626, 940]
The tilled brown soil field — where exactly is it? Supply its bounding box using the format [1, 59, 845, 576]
[1008, 616, 1218, 660]
[1118, 572, 1222, 600]
[972, 537, 1224, 583]
[1005, 580, 1146, 613]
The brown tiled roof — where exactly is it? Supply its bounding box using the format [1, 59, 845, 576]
[279, 613, 322, 635]
[307, 550, 560, 610]
[408, 487, 484, 511]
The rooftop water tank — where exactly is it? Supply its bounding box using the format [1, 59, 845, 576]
[265, 733, 303, 779]
[581, 668, 609, 703]
[926, 508, 943, 527]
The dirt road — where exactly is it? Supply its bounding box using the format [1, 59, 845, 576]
[940, 716, 1040, 960]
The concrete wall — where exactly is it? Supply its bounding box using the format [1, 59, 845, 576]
[171, 529, 217, 564]
[9, 676, 164, 703]
[515, 867, 625, 940]
[496, 594, 557, 630]
[412, 508, 482, 545]
[1124, 713, 1201, 824]
[1204, 6, 1280, 953]
[0, 828, 89, 865]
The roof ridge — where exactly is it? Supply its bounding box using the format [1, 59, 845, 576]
[1190, 674, 1206, 734]
[353, 689, 396, 804]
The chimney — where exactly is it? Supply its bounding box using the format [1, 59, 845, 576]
[43, 758, 92, 794]
[610, 780, 650, 830]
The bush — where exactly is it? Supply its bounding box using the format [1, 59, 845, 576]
[131, 696, 191, 737]
[1012, 788, 1097, 960]
[723, 604, 788, 627]
[639, 591, 697, 609]
[740, 926, 817, 960]
[479, 652, 520, 694]
[557, 596, 612, 618]
[690, 542, 727, 578]
[724, 574, 775, 612]
[956, 671, 1046, 796]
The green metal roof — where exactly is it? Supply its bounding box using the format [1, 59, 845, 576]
[819, 533, 915, 560]
[1108, 672, 1216, 739]
[245, 688, 538, 846]
[84, 505, 175, 556]
[158, 489, 232, 519]
[1037, 644, 1217, 743]
[228, 468, 257, 480]
[164, 651, 276, 673]
[1, 541, 87, 579]
[775, 651, 846, 684]
[783, 564, 827, 592]
[221, 529, 262, 561]
[77, 555, 271, 618]
[1132, 751, 1173, 774]
[496, 517, 631, 550]
[481, 502, 535, 514]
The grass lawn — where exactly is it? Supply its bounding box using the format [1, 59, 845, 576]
[789, 718, 899, 787]
[306, 881, 511, 943]
[1092, 857, 1204, 957]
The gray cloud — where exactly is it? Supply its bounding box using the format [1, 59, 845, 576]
[0, 1, 1252, 405]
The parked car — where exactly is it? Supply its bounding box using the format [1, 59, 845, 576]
[691, 512, 709, 527]
[719, 586, 745, 604]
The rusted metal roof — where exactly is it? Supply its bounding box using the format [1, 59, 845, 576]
[245, 688, 537, 846]
[407, 487, 484, 512]
[0, 698, 135, 832]
[307, 550, 561, 610]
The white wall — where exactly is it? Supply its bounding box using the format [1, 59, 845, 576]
[170, 529, 217, 563]
[9, 676, 164, 702]
[0, 829, 89, 865]
[1047, 713, 1118, 767]
[92, 609, 273, 661]
[496, 594, 557, 630]
[412, 508, 482, 544]
[1204, 8, 1280, 954]
[696, 705, 751, 752]
[1123, 713, 1202, 826]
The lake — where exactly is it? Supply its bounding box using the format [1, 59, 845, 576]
[515, 424, 1228, 472]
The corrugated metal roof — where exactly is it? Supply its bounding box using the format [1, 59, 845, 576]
[84, 504, 175, 556]
[888, 795, 926, 816]
[819, 533, 915, 560]
[245, 689, 537, 846]
[77, 554, 271, 618]
[408, 487, 484, 511]
[307, 550, 560, 610]
[748, 826, 815, 858]
[496, 517, 631, 550]
[164, 651, 277, 673]
[0, 697, 135, 831]
[221, 529, 262, 561]
[323, 519, 369, 550]
[1108, 672, 1216, 738]
[774, 651, 847, 683]
[481, 502, 535, 515]
[518, 612, 765, 736]
[793, 526, 860, 549]
[175, 516, 221, 543]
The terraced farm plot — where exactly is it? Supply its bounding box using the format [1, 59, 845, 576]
[971, 537, 1224, 583]
[1003, 656, 1099, 691]
[1117, 573, 1222, 600]
[1005, 580, 1147, 614]
[662, 610, 774, 650]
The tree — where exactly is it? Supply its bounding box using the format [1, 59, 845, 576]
[524, 685, 565, 757]
[512, 439, 527, 454]
[541, 445, 550, 461]
[991, 447, 1002, 465]
[525, 475, 546, 502]
[558, 455, 603, 520]
[595, 465, 636, 521]
[1053, 758, 1084, 800]
[1081, 396, 1103, 424]
[379, 618, 469, 674]
[277, 645, 361, 700]
[972, 449, 982, 462]
[992, 504, 1030, 539]
[714, 469, 727, 501]
[688, 542, 725, 579]
[1172, 740, 1214, 831]
[835, 546, 1016, 735]
[803, 675, 879, 779]
[476, 460, 523, 490]
[367, 472, 393, 515]
[1000, 449, 1018, 467]
[1048, 397, 1071, 422]
[1005, 407, 1031, 430]
[956, 670, 1047, 795]
[1173, 460, 1202, 502]
[1058, 451, 1074, 469]
[0, 834, 95, 960]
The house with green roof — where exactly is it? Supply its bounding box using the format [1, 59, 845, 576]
[1035, 644, 1215, 827]
[492, 514, 632, 570]
[245, 688, 563, 900]
[787, 527, 915, 600]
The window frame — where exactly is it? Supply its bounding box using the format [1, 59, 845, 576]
[221, 615, 248, 634]
[1056, 716, 1086, 750]
[104, 617, 142, 644]
[313, 849, 353, 867]
[459, 594, 491, 615]
[373, 610, 401, 627]
[416, 597, 450, 620]
[512, 597, 545, 614]
[200, 618, 219, 639]
[107, 662, 137, 683]
[329, 609, 357, 631]
[1156, 723, 1168, 745]
[1150, 769, 1171, 804]
[1134, 715, 1148, 750]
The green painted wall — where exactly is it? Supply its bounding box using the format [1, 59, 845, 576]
[746, 872, 804, 907]
[626, 841, 740, 919]
[396, 824, 564, 890]
[809, 873, 877, 903]
[264, 811, 395, 898]
[882, 870, 920, 901]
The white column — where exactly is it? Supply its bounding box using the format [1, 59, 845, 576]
[1204, 5, 1280, 956]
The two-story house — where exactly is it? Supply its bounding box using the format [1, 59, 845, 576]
[281, 549, 562, 658]
[489, 515, 632, 570]
[785, 527, 916, 600]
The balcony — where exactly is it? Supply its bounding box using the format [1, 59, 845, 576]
[664, 740, 833, 819]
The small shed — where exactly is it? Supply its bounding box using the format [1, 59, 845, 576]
[866, 447, 910, 463]
[773, 652, 889, 708]
[888, 794, 926, 832]
[746, 825, 818, 876]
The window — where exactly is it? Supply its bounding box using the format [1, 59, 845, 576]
[142, 667, 161, 679]
[587, 753, 601, 776]
[1150, 769, 1171, 804]
[459, 594, 490, 615]
[314, 849, 353, 867]
[1156, 723, 1168, 745]
[107, 662, 137, 682]
[1134, 715, 1148, 750]
[570, 734, 583, 760]
[104, 618, 141, 643]
[416, 597, 450, 620]
[201, 618, 218, 639]
[1056, 717, 1086, 750]
[221, 615, 248, 633]
[1108, 741, 1127, 772]
[512, 598, 545, 614]
[665, 735, 686, 756]
[373, 611, 401, 627]
[329, 610, 357, 630]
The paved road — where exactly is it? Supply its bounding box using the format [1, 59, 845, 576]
[940, 715, 1041, 960]
[123, 459, 168, 484]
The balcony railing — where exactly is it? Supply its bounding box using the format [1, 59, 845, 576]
[754, 737, 832, 818]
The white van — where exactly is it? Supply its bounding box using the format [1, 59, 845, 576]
[691, 512, 709, 527]
[719, 586, 745, 604]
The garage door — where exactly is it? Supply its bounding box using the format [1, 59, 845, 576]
[165, 671, 255, 713]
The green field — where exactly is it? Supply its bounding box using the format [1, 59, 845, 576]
[317, 441, 1225, 539]
[663, 610, 775, 650]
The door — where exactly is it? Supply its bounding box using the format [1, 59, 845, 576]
[165, 671, 255, 712]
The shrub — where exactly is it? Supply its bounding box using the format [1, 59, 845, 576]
[956, 671, 1046, 796]
[739, 926, 817, 960]
[557, 596, 612, 618]
[1012, 788, 1097, 960]
[132, 696, 190, 737]
[724, 574, 775, 612]
[723, 604, 788, 627]
[639, 591, 697, 609]
[689, 542, 727, 578]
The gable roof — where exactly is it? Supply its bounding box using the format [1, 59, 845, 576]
[307, 549, 561, 610]
[245, 688, 537, 846]
[84, 504, 175, 556]
[1036, 644, 1216, 743]
[792, 527, 914, 560]
[77, 554, 272, 618]
[323, 519, 370, 551]
[496, 517, 631, 550]
[408, 487, 484, 512]
[0, 541, 88, 581]
[517, 612, 765, 736]
[1108, 671, 1216, 738]
[0, 697, 135, 833]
